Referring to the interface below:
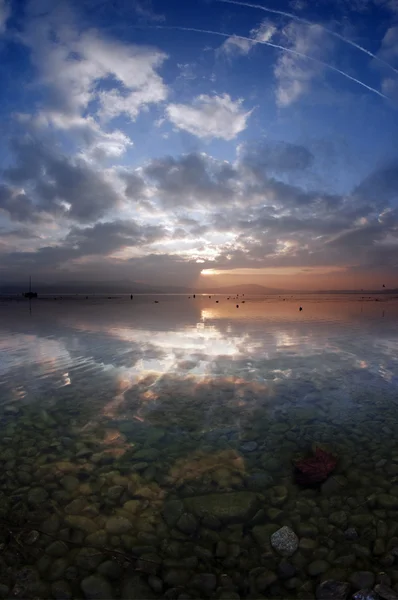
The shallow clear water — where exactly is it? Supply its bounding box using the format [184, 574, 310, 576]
[1, 294, 398, 599]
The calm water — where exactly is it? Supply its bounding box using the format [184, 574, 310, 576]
[1, 294, 398, 599]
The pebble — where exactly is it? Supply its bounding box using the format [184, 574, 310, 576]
[81, 575, 114, 599]
[45, 541, 69, 557]
[277, 561, 296, 579]
[51, 580, 73, 600]
[315, 579, 350, 599]
[27, 487, 49, 505]
[270, 526, 299, 557]
[60, 475, 79, 492]
[241, 441, 258, 452]
[190, 573, 217, 596]
[76, 547, 105, 570]
[349, 572, 376, 591]
[344, 527, 359, 540]
[308, 560, 330, 576]
[97, 560, 122, 579]
[374, 583, 398, 599]
[256, 570, 277, 591]
[176, 512, 197, 535]
[105, 516, 132, 534]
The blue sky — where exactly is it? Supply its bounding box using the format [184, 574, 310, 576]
[0, 0, 398, 290]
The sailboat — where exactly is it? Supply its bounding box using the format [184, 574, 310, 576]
[23, 276, 37, 299]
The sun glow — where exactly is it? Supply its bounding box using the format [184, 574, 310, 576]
[201, 269, 220, 276]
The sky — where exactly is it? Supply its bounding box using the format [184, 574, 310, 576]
[0, 0, 398, 291]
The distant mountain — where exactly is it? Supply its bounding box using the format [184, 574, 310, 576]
[0, 280, 187, 294]
[197, 284, 283, 294]
[1, 280, 396, 295]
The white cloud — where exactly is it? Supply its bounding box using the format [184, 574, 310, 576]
[373, 26, 398, 101]
[23, 8, 168, 125]
[218, 19, 276, 57]
[166, 94, 253, 140]
[0, 0, 10, 33]
[274, 22, 332, 106]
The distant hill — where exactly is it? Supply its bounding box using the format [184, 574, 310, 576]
[0, 280, 396, 295]
[197, 284, 283, 294]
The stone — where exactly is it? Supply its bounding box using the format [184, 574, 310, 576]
[270, 526, 299, 557]
[148, 576, 163, 594]
[4, 404, 20, 415]
[344, 527, 358, 540]
[133, 448, 160, 461]
[48, 559, 68, 582]
[183, 492, 259, 523]
[308, 560, 330, 576]
[256, 570, 277, 591]
[27, 487, 49, 505]
[0, 585, 10, 599]
[65, 498, 88, 515]
[352, 591, 379, 600]
[45, 541, 69, 557]
[374, 584, 398, 599]
[216, 541, 228, 558]
[298, 522, 319, 538]
[65, 515, 98, 534]
[76, 547, 105, 571]
[241, 441, 258, 452]
[374, 538, 386, 555]
[105, 516, 132, 535]
[190, 573, 217, 596]
[51, 580, 73, 600]
[107, 486, 124, 500]
[299, 538, 318, 552]
[86, 530, 108, 547]
[97, 560, 122, 580]
[163, 499, 184, 528]
[121, 575, 156, 599]
[42, 514, 60, 534]
[329, 511, 347, 528]
[377, 495, 398, 510]
[252, 523, 280, 545]
[164, 569, 190, 587]
[315, 580, 351, 599]
[350, 514, 373, 528]
[176, 512, 197, 535]
[60, 475, 79, 492]
[81, 575, 114, 599]
[246, 472, 273, 491]
[278, 561, 296, 579]
[349, 572, 376, 591]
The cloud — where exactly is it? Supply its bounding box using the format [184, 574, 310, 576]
[0, 0, 10, 33]
[374, 27, 398, 100]
[5, 137, 122, 223]
[240, 140, 315, 176]
[22, 4, 168, 128]
[353, 160, 398, 205]
[0, 184, 43, 223]
[166, 94, 253, 140]
[274, 22, 333, 106]
[218, 19, 276, 57]
[144, 152, 239, 207]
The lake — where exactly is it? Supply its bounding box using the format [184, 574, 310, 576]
[1, 294, 398, 599]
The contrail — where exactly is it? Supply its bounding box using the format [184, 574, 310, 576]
[218, 0, 398, 75]
[149, 24, 387, 99]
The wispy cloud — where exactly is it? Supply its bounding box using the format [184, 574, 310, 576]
[166, 93, 253, 140]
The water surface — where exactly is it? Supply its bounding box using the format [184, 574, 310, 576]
[1, 294, 398, 599]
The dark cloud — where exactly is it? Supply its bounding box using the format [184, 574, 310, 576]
[241, 140, 314, 178]
[0, 183, 43, 223]
[354, 161, 398, 205]
[5, 137, 120, 223]
[1, 142, 398, 283]
[0, 220, 166, 274]
[144, 153, 238, 208]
